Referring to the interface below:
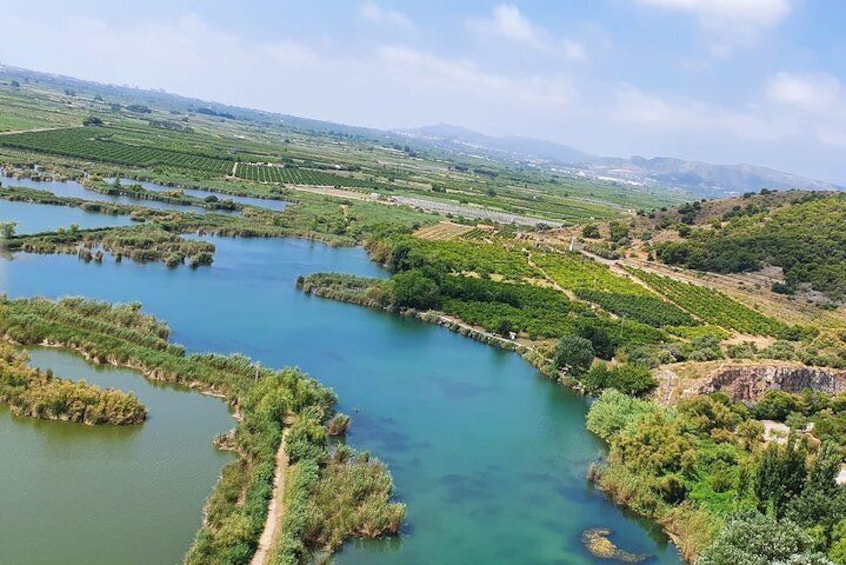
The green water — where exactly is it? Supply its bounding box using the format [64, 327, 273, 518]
[0, 347, 233, 565]
[0, 205, 684, 563]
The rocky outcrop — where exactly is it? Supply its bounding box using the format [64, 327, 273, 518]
[696, 365, 846, 403]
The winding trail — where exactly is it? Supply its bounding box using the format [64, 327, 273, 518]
[250, 431, 289, 565]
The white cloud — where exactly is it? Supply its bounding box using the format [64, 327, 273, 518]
[636, 0, 791, 55]
[764, 72, 846, 148]
[359, 2, 415, 31]
[468, 4, 587, 62]
[483, 4, 540, 46]
[378, 46, 579, 107]
[767, 72, 842, 113]
[612, 83, 792, 141]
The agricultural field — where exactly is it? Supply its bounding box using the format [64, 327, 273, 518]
[533, 252, 650, 296]
[388, 237, 539, 282]
[628, 267, 788, 336]
[235, 163, 380, 188]
[0, 127, 234, 173]
[413, 222, 476, 241]
[532, 252, 697, 328]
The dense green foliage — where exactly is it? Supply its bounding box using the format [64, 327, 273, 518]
[0, 127, 234, 173]
[0, 297, 404, 564]
[654, 193, 846, 299]
[697, 512, 831, 565]
[574, 289, 698, 328]
[580, 362, 658, 396]
[629, 268, 787, 336]
[587, 390, 846, 563]
[552, 335, 594, 376]
[372, 236, 539, 281]
[0, 342, 147, 425]
[235, 163, 384, 189]
[533, 251, 649, 295]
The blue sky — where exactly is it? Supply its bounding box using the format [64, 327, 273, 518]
[3, 1, 846, 182]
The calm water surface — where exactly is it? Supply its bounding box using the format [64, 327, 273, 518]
[3, 176, 237, 216]
[0, 347, 233, 565]
[0, 204, 683, 564]
[109, 178, 288, 211]
[0, 199, 137, 234]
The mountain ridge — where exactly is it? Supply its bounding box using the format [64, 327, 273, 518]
[398, 123, 843, 198]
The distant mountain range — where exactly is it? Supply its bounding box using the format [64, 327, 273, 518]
[398, 123, 843, 198]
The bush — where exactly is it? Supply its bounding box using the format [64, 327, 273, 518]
[553, 334, 594, 377]
[581, 363, 658, 396]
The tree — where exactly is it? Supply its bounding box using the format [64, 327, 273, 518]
[755, 435, 807, 518]
[608, 221, 630, 243]
[697, 511, 830, 565]
[0, 222, 16, 239]
[553, 334, 594, 377]
[582, 224, 600, 239]
[391, 271, 440, 310]
[82, 116, 104, 127]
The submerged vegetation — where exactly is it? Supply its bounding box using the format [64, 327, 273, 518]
[0, 296, 404, 563]
[0, 342, 146, 425]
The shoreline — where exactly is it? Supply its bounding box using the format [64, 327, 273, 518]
[299, 281, 698, 563]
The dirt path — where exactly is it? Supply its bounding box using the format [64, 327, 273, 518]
[250, 431, 289, 565]
[0, 126, 66, 136]
[526, 252, 577, 300]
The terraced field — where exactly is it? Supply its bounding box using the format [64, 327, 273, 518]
[628, 267, 788, 336]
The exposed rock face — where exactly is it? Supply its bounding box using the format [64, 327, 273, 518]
[697, 365, 846, 403]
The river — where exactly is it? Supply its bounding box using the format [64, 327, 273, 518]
[0, 204, 682, 564]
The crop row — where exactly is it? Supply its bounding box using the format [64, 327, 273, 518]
[628, 268, 787, 336]
[573, 289, 698, 328]
[235, 163, 376, 188]
[533, 252, 652, 296]
[0, 128, 233, 173]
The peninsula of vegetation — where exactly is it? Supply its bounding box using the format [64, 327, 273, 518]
[0, 296, 404, 563]
[0, 341, 146, 425]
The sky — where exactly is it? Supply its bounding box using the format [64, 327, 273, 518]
[2, 0, 845, 183]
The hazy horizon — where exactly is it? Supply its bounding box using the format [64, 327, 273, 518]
[4, 0, 845, 183]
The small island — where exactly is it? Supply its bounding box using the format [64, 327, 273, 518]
[0, 342, 147, 425]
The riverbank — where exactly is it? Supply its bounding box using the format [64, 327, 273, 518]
[0, 296, 405, 564]
[297, 274, 555, 376]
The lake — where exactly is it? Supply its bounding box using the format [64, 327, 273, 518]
[0, 204, 683, 564]
[109, 178, 288, 211]
[0, 199, 137, 234]
[3, 176, 238, 216]
[0, 347, 233, 565]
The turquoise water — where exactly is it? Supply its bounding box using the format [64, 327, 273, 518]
[0, 205, 683, 563]
[110, 178, 288, 211]
[0, 199, 137, 234]
[2, 176, 237, 216]
[0, 347, 233, 565]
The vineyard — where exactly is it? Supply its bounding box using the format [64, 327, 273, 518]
[628, 268, 788, 336]
[413, 222, 475, 241]
[573, 289, 698, 328]
[0, 128, 234, 173]
[391, 238, 539, 281]
[533, 252, 650, 296]
[234, 163, 378, 188]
